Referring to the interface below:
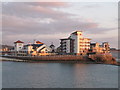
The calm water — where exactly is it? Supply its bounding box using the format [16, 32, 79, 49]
[111, 51, 120, 62]
[2, 61, 118, 88]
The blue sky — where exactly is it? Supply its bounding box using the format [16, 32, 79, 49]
[1, 1, 118, 48]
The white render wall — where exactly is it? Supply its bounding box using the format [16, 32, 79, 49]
[70, 31, 89, 54]
[61, 39, 71, 53]
[70, 32, 83, 54]
[15, 43, 24, 51]
[77, 31, 83, 53]
[70, 34, 77, 53]
[61, 31, 91, 54]
[28, 46, 33, 52]
[66, 40, 70, 53]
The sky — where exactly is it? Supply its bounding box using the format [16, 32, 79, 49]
[1, 1, 118, 48]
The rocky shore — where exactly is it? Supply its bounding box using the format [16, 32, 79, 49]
[88, 53, 118, 65]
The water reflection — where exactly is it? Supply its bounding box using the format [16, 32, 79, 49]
[2, 62, 118, 88]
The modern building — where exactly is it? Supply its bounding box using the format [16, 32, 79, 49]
[60, 31, 91, 55]
[13, 40, 52, 56]
[0, 45, 14, 56]
[60, 38, 74, 54]
[49, 43, 55, 53]
[89, 42, 110, 54]
[1, 30, 110, 56]
[14, 40, 24, 51]
[102, 42, 110, 53]
[60, 31, 110, 55]
[0, 45, 14, 52]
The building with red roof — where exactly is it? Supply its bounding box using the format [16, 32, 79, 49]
[14, 40, 24, 44]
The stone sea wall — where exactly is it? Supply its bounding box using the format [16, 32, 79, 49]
[1, 53, 118, 65]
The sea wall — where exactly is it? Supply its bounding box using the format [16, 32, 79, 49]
[2, 54, 118, 65]
[3, 55, 85, 61]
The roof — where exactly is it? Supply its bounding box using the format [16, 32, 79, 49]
[50, 44, 55, 48]
[14, 40, 24, 43]
[31, 44, 43, 49]
[73, 31, 82, 33]
[23, 44, 44, 50]
[102, 42, 109, 43]
[60, 38, 69, 40]
[35, 41, 44, 44]
[72, 31, 82, 35]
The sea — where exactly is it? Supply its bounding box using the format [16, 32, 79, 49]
[1, 51, 119, 88]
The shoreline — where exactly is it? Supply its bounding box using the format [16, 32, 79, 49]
[1, 59, 119, 66]
[1, 55, 119, 66]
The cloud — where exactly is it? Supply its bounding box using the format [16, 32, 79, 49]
[2, 2, 114, 34]
[82, 3, 101, 8]
[26, 2, 68, 7]
[3, 14, 105, 35]
[2, 32, 70, 47]
[2, 2, 117, 48]
[2, 2, 71, 19]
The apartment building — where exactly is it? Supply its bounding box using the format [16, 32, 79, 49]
[60, 31, 91, 55]
[89, 42, 110, 54]
[60, 38, 74, 54]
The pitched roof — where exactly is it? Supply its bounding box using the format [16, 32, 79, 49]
[14, 40, 24, 43]
[35, 41, 44, 44]
[31, 44, 44, 49]
[72, 31, 82, 35]
[50, 44, 55, 48]
[23, 44, 44, 50]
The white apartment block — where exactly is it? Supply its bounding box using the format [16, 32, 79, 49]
[60, 31, 91, 55]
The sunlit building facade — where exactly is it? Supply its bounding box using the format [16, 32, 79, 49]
[60, 31, 91, 55]
[14, 40, 52, 56]
[90, 42, 110, 54]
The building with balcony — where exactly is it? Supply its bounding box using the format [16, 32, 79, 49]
[13, 40, 52, 56]
[60, 31, 110, 55]
[89, 42, 110, 54]
[60, 31, 91, 55]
